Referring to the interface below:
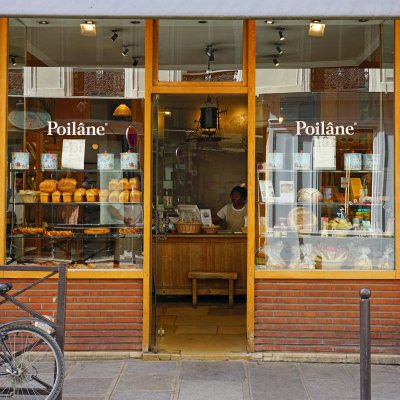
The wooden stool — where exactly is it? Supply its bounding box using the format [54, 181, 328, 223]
[188, 271, 238, 306]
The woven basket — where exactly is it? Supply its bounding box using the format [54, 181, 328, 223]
[19, 193, 40, 203]
[175, 222, 202, 234]
[201, 225, 220, 234]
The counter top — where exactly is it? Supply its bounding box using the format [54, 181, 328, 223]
[154, 233, 247, 238]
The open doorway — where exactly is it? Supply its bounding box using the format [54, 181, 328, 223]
[151, 93, 248, 355]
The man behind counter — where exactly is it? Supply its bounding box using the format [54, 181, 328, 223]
[213, 186, 247, 233]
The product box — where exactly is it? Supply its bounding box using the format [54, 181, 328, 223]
[41, 153, 58, 170]
[11, 152, 29, 169]
[97, 152, 115, 170]
[120, 152, 139, 170]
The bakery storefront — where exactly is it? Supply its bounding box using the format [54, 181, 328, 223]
[1, 16, 400, 359]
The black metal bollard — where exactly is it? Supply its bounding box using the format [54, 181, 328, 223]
[360, 288, 371, 400]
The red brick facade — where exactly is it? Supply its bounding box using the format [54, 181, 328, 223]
[1, 279, 143, 351]
[254, 280, 400, 353]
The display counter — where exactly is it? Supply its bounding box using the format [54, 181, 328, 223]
[152, 233, 247, 295]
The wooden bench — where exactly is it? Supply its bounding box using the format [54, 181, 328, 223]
[188, 271, 238, 306]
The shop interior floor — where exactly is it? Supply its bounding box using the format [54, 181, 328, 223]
[155, 297, 247, 355]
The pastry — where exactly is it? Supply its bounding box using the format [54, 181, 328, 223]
[39, 179, 58, 193]
[130, 189, 142, 202]
[118, 227, 141, 234]
[109, 190, 120, 202]
[99, 189, 109, 202]
[40, 192, 51, 203]
[108, 178, 120, 191]
[57, 178, 77, 193]
[86, 188, 98, 202]
[74, 188, 86, 202]
[52, 190, 61, 203]
[44, 230, 73, 237]
[119, 190, 130, 202]
[83, 227, 110, 235]
[62, 192, 73, 203]
[13, 227, 44, 235]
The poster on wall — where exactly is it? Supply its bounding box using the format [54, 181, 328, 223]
[61, 139, 86, 169]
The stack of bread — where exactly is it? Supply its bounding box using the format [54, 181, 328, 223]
[105, 178, 142, 203]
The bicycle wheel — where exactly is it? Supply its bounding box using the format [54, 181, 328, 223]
[0, 324, 64, 399]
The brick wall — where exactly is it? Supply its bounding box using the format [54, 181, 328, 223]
[255, 280, 400, 353]
[1, 279, 143, 351]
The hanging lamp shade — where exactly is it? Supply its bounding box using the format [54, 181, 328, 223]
[113, 104, 131, 117]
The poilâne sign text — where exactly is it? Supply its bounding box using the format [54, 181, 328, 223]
[47, 121, 106, 136]
[296, 121, 357, 136]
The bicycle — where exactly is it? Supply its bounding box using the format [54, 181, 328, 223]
[0, 282, 65, 399]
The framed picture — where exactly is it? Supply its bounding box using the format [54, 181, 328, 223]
[279, 181, 295, 203]
[200, 209, 213, 226]
[322, 185, 335, 203]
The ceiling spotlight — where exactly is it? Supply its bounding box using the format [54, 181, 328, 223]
[276, 46, 283, 55]
[273, 58, 279, 67]
[309, 20, 325, 37]
[265, 20, 274, 25]
[358, 19, 369, 23]
[130, 20, 141, 24]
[10, 56, 16, 66]
[38, 20, 49, 24]
[278, 28, 285, 41]
[110, 29, 119, 42]
[206, 45, 215, 61]
[80, 20, 96, 36]
[198, 20, 208, 24]
[121, 47, 129, 56]
[132, 57, 139, 67]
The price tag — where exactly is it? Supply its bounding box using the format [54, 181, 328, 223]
[61, 139, 86, 169]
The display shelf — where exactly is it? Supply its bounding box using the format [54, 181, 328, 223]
[10, 169, 142, 174]
[262, 231, 394, 238]
[14, 201, 144, 206]
[260, 201, 381, 207]
[10, 233, 142, 239]
[258, 169, 383, 173]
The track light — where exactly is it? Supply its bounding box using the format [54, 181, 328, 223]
[121, 47, 129, 56]
[276, 46, 283, 55]
[309, 20, 325, 37]
[278, 28, 285, 41]
[206, 45, 215, 61]
[132, 58, 139, 67]
[10, 56, 17, 66]
[273, 58, 279, 67]
[110, 30, 119, 42]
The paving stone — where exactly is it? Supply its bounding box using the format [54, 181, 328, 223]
[304, 378, 359, 400]
[178, 380, 244, 400]
[124, 360, 177, 376]
[110, 391, 172, 400]
[63, 377, 115, 396]
[114, 373, 175, 392]
[67, 360, 125, 378]
[300, 363, 353, 381]
[180, 360, 246, 381]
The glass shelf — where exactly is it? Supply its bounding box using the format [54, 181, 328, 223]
[10, 169, 142, 174]
[14, 202, 144, 206]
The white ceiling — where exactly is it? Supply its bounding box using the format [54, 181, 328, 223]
[8, 18, 394, 70]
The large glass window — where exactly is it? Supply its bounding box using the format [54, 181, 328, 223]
[255, 20, 394, 271]
[7, 18, 145, 270]
[157, 19, 243, 82]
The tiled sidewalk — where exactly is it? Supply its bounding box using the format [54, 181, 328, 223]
[62, 359, 400, 400]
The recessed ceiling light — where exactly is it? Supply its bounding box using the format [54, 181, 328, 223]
[309, 20, 325, 37]
[38, 21, 49, 25]
[265, 20, 274, 25]
[358, 19, 369, 23]
[198, 20, 208, 24]
[130, 20, 141, 24]
[80, 21, 96, 36]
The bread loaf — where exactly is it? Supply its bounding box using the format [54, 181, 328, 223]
[58, 178, 77, 193]
[108, 179, 119, 191]
[109, 190, 120, 202]
[39, 179, 58, 193]
[52, 190, 61, 203]
[99, 189, 109, 202]
[40, 192, 51, 203]
[74, 188, 86, 202]
[129, 177, 139, 189]
[119, 190, 130, 202]
[86, 189, 98, 202]
[130, 189, 142, 202]
[119, 178, 130, 190]
[62, 192, 73, 203]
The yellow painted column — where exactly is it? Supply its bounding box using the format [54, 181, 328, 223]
[0, 18, 9, 267]
[395, 20, 400, 279]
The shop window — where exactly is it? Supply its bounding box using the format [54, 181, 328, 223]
[255, 20, 394, 271]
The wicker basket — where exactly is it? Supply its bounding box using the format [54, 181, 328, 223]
[175, 222, 202, 234]
[19, 192, 40, 203]
[201, 225, 220, 234]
